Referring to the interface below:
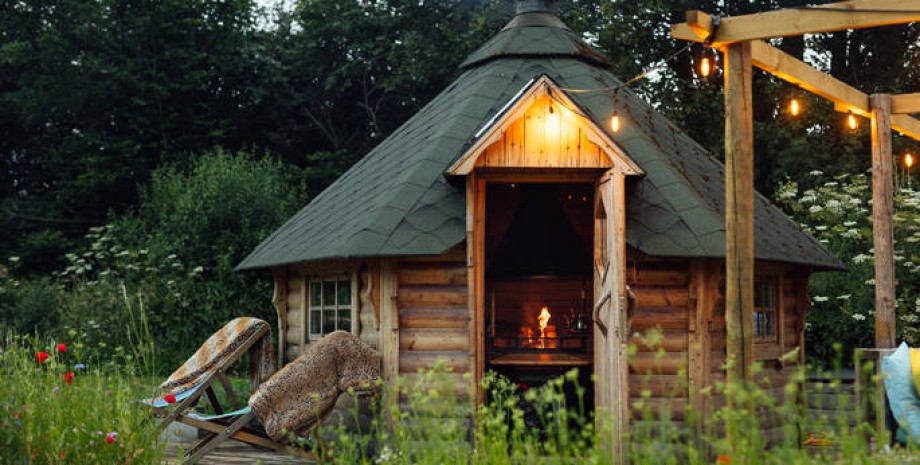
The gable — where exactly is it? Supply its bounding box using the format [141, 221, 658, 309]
[448, 76, 642, 176]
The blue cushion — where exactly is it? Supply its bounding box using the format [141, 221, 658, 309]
[882, 342, 920, 443]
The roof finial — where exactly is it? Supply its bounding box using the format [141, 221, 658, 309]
[516, 0, 555, 15]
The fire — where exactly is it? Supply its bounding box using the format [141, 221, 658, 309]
[538, 305, 551, 338]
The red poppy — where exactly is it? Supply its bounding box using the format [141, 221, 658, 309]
[106, 436, 115, 444]
[62, 372, 74, 385]
[35, 352, 49, 364]
[164, 394, 177, 404]
[716, 455, 731, 464]
[56, 343, 66, 353]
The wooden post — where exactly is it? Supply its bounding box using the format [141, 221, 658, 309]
[467, 173, 486, 403]
[379, 259, 399, 393]
[723, 41, 756, 382]
[871, 94, 897, 349]
[271, 267, 288, 365]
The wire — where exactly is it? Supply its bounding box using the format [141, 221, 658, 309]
[556, 42, 695, 94]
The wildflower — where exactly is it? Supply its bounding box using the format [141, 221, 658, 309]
[164, 394, 177, 404]
[35, 351, 49, 364]
[813, 296, 829, 302]
[56, 343, 66, 353]
[52, 386, 60, 395]
[808, 205, 823, 213]
[74, 363, 86, 372]
[63, 372, 74, 385]
[106, 431, 117, 444]
[717, 455, 731, 464]
[852, 313, 867, 321]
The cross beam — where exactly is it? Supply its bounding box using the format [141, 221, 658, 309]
[673, 1, 920, 46]
[749, 41, 920, 141]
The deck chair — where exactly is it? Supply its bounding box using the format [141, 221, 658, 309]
[142, 317, 284, 464]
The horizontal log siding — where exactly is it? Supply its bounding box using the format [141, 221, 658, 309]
[626, 260, 691, 422]
[396, 258, 471, 410]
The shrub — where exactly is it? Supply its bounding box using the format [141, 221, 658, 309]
[775, 171, 920, 365]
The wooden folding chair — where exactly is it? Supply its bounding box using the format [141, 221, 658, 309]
[142, 317, 304, 464]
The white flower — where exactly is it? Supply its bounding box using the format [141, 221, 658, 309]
[815, 225, 827, 231]
[826, 199, 841, 209]
[810, 170, 824, 176]
[8, 256, 19, 263]
[813, 296, 829, 302]
[865, 278, 876, 286]
[843, 221, 857, 227]
[852, 313, 867, 321]
[853, 254, 871, 264]
[837, 294, 851, 300]
[809, 205, 824, 213]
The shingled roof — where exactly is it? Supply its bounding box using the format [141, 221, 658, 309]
[237, 2, 843, 272]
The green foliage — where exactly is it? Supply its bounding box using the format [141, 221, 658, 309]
[0, 150, 302, 372]
[776, 171, 920, 365]
[0, 332, 162, 464]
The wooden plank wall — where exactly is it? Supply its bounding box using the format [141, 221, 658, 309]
[395, 249, 471, 404]
[475, 96, 613, 170]
[626, 259, 691, 427]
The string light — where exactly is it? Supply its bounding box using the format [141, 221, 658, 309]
[789, 97, 801, 116]
[699, 55, 712, 78]
[847, 112, 858, 130]
[610, 111, 621, 133]
[906, 152, 914, 169]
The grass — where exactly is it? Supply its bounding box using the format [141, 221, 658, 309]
[3, 330, 919, 465]
[0, 333, 163, 464]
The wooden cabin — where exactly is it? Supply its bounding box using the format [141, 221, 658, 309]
[238, 0, 843, 445]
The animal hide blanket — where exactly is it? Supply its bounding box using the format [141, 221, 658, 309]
[160, 317, 275, 395]
[249, 331, 381, 441]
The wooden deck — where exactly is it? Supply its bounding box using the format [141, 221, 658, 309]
[163, 441, 316, 464]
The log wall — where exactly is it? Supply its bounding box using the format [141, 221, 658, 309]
[395, 249, 471, 406]
[273, 260, 381, 365]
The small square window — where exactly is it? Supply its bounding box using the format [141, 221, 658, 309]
[309, 277, 353, 339]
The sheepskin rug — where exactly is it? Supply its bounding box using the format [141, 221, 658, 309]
[249, 330, 381, 440]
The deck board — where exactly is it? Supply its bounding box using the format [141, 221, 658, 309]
[164, 441, 316, 464]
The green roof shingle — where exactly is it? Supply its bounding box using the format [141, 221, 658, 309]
[237, 8, 843, 271]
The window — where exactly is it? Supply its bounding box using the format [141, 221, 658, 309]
[753, 279, 777, 342]
[308, 277, 353, 339]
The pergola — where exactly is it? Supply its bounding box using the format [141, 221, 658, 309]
[671, 0, 920, 381]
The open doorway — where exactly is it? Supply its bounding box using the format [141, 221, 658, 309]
[483, 182, 595, 411]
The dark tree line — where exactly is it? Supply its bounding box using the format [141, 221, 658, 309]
[2, 0, 919, 274]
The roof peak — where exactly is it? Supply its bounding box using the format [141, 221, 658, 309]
[515, 0, 556, 15]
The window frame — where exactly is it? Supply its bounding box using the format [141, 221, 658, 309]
[753, 274, 781, 346]
[307, 274, 357, 341]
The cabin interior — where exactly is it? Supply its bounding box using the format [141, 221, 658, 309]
[484, 182, 595, 406]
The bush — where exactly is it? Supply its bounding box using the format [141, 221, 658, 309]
[0, 149, 305, 372]
[775, 170, 920, 365]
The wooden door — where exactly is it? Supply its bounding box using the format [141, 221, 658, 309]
[593, 170, 626, 462]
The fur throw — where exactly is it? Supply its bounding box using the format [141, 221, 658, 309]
[249, 331, 381, 441]
[160, 317, 274, 395]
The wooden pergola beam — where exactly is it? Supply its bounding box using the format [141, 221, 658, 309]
[749, 41, 920, 142]
[892, 93, 920, 114]
[673, 1, 920, 46]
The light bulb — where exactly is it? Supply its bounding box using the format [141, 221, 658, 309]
[848, 113, 858, 130]
[610, 112, 621, 133]
[789, 98, 800, 116]
[699, 57, 711, 78]
[906, 153, 914, 169]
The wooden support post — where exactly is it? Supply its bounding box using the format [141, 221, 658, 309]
[871, 94, 897, 349]
[724, 41, 755, 382]
[467, 173, 485, 404]
[379, 259, 399, 398]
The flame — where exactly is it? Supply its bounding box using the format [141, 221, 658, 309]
[538, 306, 551, 338]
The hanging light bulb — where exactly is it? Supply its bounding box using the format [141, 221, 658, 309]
[789, 97, 800, 116]
[699, 56, 712, 78]
[906, 152, 914, 169]
[847, 112, 858, 130]
[610, 111, 621, 133]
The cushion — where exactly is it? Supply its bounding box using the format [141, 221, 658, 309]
[882, 342, 920, 442]
[911, 348, 920, 396]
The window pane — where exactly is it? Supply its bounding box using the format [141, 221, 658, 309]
[310, 309, 322, 336]
[310, 282, 322, 307]
[337, 280, 351, 306]
[323, 281, 336, 306]
[337, 309, 352, 332]
[323, 309, 336, 334]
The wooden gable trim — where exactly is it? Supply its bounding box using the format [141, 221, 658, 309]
[447, 75, 643, 177]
